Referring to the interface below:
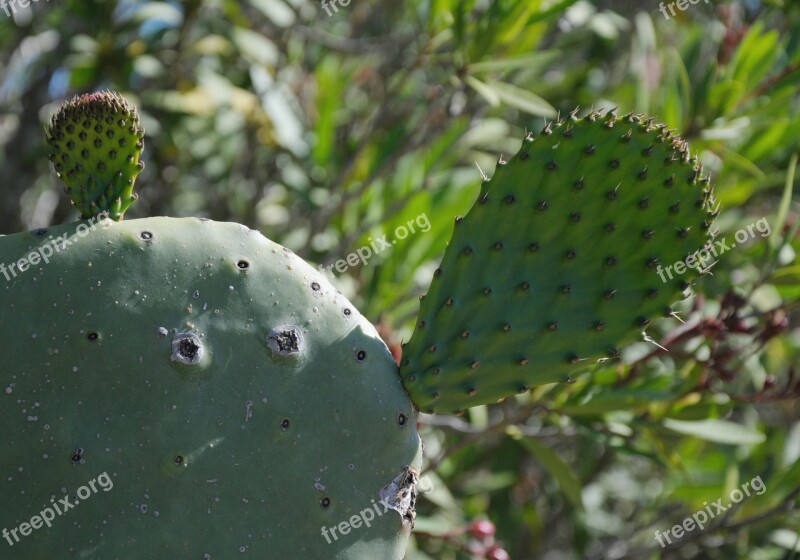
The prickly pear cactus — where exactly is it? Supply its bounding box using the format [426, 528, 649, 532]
[1, 93, 717, 559]
[399, 110, 717, 413]
[45, 91, 144, 221]
[0, 95, 422, 559]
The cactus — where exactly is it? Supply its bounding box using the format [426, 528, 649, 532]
[0, 94, 716, 559]
[0, 217, 422, 558]
[399, 110, 716, 413]
[45, 91, 144, 221]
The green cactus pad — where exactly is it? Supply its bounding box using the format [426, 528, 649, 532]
[0, 218, 421, 559]
[400, 109, 718, 414]
[46, 91, 144, 221]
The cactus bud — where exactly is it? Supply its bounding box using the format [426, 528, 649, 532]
[46, 91, 144, 221]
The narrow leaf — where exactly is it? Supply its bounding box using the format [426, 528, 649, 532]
[663, 419, 766, 445]
[516, 434, 584, 510]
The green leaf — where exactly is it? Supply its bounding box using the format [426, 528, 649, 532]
[468, 51, 561, 73]
[247, 0, 296, 27]
[558, 390, 674, 416]
[663, 419, 766, 445]
[464, 75, 501, 106]
[769, 152, 797, 250]
[483, 79, 556, 117]
[773, 264, 800, 285]
[131, 2, 184, 27]
[515, 433, 584, 510]
[461, 470, 519, 493]
[528, 0, 581, 25]
[231, 28, 278, 66]
[770, 529, 800, 552]
[412, 514, 460, 536]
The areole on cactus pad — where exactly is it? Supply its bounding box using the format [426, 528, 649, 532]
[0, 93, 717, 559]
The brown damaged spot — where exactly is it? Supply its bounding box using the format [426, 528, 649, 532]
[378, 465, 419, 528]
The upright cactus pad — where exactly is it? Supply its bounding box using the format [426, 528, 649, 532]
[399, 110, 717, 413]
[46, 91, 144, 221]
[0, 218, 421, 558]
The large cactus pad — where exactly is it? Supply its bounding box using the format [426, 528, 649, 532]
[400, 110, 717, 413]
[0, 218, 421, 559]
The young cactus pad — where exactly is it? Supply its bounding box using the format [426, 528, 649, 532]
[399, 110, 717, 414]
[0, 218, 422, 558]
[46, 91, 144, 221]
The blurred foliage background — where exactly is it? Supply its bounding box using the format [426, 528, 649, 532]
[1, 0, 799, 558]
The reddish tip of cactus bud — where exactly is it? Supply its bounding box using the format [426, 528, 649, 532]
[486, 545, 510, 560]
[469, 519, 496, 540]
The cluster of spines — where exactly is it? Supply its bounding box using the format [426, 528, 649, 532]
[46, 91, 145, 221]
